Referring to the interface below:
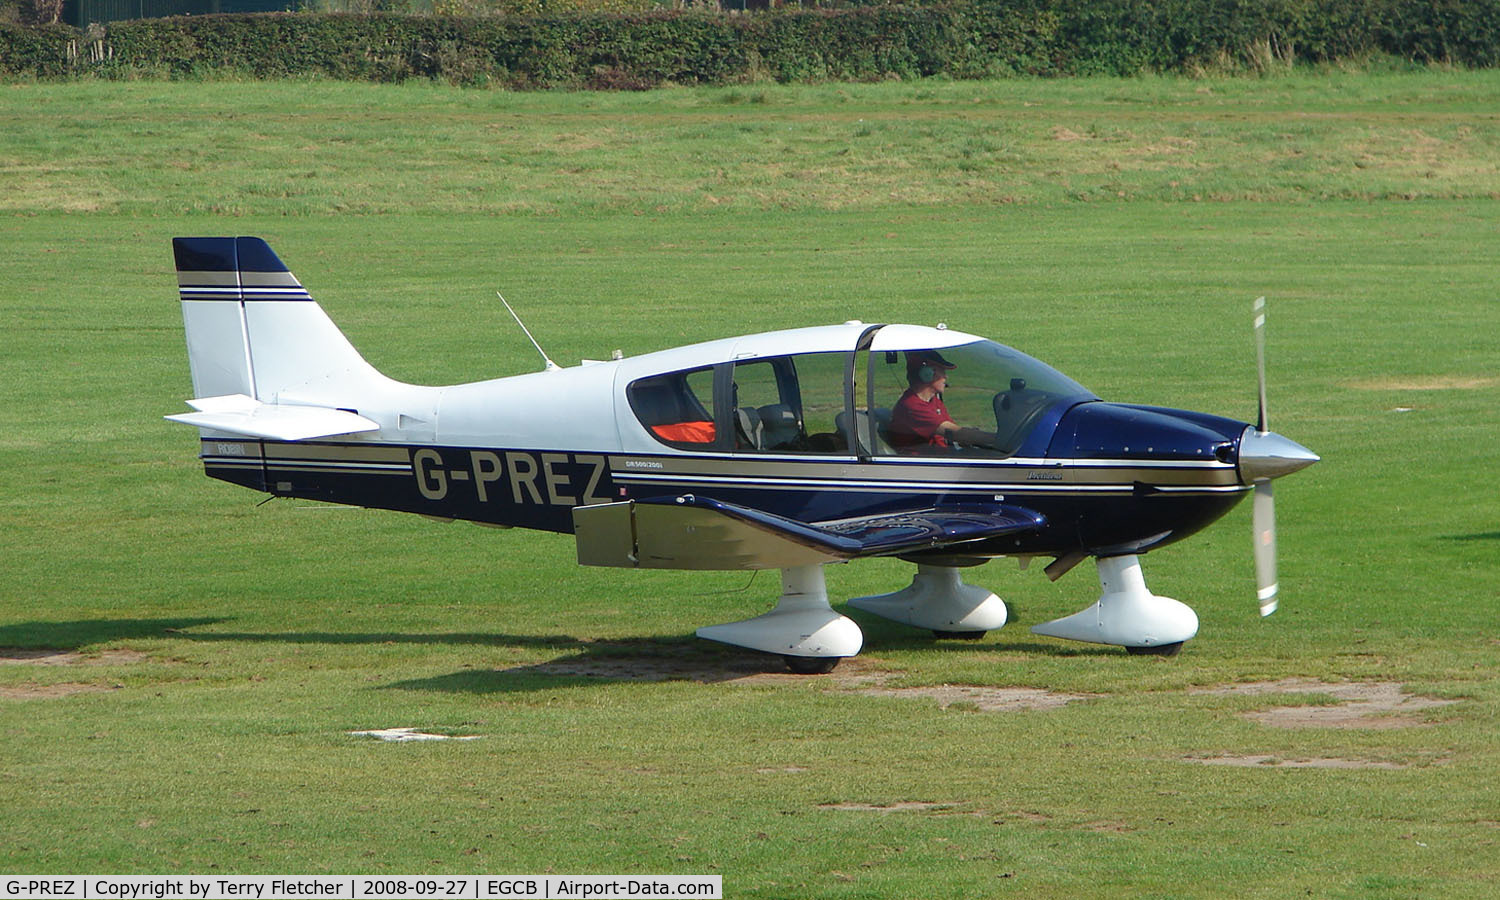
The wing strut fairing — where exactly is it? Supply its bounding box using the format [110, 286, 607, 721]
[573, 495, 1045, 571]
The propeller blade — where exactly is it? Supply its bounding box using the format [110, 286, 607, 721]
[1253, 296, 1269, 433]
[1253, 479, 1277, 616]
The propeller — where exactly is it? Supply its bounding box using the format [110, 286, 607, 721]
[1253, 480, 1277, 616]
[1252, 297, 1277, 616]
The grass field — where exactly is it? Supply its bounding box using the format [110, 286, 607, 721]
[2, 71, 1498, 897]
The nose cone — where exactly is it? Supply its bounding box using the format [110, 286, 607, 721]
[1239, 427, 1319, 483]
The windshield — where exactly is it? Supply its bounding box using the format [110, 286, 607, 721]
[872, 339, 1095, 458]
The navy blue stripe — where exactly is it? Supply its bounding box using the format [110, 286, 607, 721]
[172, 236, 291, 274]
[242, 290, 313, 301]
[177, 288, 313, 302]
[232, 237, 290, 273]
[173, 237, 237, 273]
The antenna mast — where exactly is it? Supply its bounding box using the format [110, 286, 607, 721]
[496, 291, 560, 372]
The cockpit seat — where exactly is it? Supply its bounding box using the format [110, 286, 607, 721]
[735, 407, 763, 450]
[835, 408, 894, 456]
[757, 404, 800, 450]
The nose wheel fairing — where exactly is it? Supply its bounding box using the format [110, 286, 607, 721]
[1030, 554, 1199, 650]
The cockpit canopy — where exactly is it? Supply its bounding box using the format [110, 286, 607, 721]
[872, 338, 1095, 456]
[626, 327, 1097, 459]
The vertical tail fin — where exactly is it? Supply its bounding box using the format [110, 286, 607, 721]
[173, 237, 381, 404]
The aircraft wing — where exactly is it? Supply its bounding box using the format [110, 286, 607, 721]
[165, 394, 379, 441]
[573, 494, 1044, 571]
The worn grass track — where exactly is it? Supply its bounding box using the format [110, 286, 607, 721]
[1, 71, 1497, 897]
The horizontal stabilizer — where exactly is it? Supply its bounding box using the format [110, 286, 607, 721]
[166, 394, 379, 441]
[574, 494, 1043, 571]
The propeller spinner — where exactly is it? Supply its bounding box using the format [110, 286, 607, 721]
[1243, 297, 1319, 616]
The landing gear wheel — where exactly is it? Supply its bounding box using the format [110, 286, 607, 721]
[931, 630, 987, 640]
[1126, 642, 1184, 657]
[783, 655, 840, 675]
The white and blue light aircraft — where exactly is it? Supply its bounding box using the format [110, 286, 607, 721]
[167, 237, 1317, 673]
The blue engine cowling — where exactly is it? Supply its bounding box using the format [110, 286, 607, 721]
[1040, 402, 1251, 555]
[1047, 402, 1245, 463]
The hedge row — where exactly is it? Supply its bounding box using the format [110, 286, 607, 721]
[1, 21, 76, 76]
[1053, 0, 1500, 74]
[4, 4, 1061, 83]
[3, 1, 1499, 84]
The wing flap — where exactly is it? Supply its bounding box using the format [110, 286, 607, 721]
[573, 494, 1044, 571]
[166, 394, 378, 441]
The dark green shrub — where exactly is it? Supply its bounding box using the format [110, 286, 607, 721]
[2, 2, 1499, 85]
[0, 21, 74, 75]
[1381, 0, 1500, 67]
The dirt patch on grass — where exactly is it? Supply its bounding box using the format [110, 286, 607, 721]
[1, 650, 154, 699]
[0, 648, 150, 666]
[1190, 679, 1459, 728]
[853, 683, 1094, 712]
[1345, 376, 1497, 391]
[519, 652, 1091, 712]
[824, 804, 1129, 834]
[519, 652, 892, 685]
[1185, 754, 1410, 770]
[0, 682, 119, 700]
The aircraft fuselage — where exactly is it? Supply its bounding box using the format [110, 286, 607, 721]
[169, 237, 1319, 663]
[197, 400, 1250, 562]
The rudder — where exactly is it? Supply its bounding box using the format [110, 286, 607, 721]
[174, 237, 380, 404]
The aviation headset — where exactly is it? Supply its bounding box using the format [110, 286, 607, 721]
[914, 357, 951, 384]
[903, 351, 953, 386]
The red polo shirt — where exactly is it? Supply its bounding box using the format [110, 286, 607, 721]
[889, 389, 951, 450]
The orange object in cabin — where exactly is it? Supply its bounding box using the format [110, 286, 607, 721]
[651, 421, 716, 444]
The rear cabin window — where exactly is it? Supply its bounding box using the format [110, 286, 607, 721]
[730, 352, 849, 454]
[628, 368, 718, 448]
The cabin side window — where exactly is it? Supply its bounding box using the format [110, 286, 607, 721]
[730, 352, 849, 454]
[628, 367, 718, 448]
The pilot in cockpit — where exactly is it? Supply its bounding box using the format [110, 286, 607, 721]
[887, 351, 996, 453]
